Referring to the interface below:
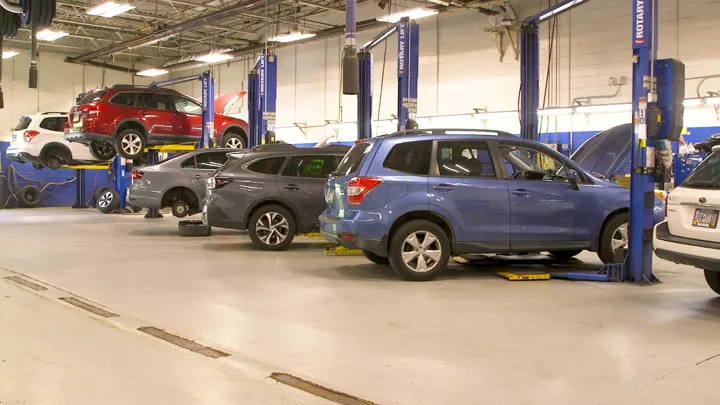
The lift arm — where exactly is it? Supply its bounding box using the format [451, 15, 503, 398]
[247, 51, 277, 147]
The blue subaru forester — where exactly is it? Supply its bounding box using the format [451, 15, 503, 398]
[320, 129, 665, 281]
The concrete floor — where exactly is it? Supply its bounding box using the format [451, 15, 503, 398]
[2, 209, 720, 405]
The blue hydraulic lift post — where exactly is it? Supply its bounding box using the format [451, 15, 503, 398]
[357, 17, 419, 140]
[520, 0, 592, 141]
[247, 51, 278, 148]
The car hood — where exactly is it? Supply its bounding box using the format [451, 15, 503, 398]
[572, 124, 633, 178]
[215, 91, 247, 116]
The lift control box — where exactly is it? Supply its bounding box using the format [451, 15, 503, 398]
[653, 58, 685, 142]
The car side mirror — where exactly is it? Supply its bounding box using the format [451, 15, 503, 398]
[568, 169, 580, 190]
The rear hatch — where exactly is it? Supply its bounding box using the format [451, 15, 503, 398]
[324, 140, 376, 219]
[668, 151, 720, 242]
[9, 116, 32, 146]
[69, 89, 107, 133]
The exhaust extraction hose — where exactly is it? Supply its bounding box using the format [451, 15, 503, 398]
[342, 0, 358, 95]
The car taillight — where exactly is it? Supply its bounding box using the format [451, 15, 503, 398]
[24, 130, 40, 142]
[132, 169, 144, 180]
[347, 177, 383, 204]
[208, 176, 232, 190]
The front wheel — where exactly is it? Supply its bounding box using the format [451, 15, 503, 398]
[598, 212, 629, 264]
[362, 250, 389, 265]
[704, 270, 720, 295]
[388, 220, 451, 281]
[114, 129, 147, 159]
[89, 141, 116, 160]
[248, 205, 296, 251]
[222, 133, 246, 149]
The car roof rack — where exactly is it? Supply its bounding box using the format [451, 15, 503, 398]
[41, 112, 68, 115]
[250, 143, 298, 151]
[393, 128, 514, 137]
[111, 84, 181, 94]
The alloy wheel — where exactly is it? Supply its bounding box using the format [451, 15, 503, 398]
[611, 223, 629, 254]
[98, 191, 113, 208]
[121, 133, 143, 155]
[225, 137, 243, 149]
[401, 231, 442, 273]
[255, 212, 289, 245]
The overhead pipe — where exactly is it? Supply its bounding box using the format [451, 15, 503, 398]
[67, 0, 282, 63]
[342, 0, 359, 94]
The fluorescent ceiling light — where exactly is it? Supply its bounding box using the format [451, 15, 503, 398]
[705, 97, 720, 105]
[193, 52, 234, 63]
[377, 8, 438, 23]
[575, 103, 631, 113]
[269, 32, 316, 43]
[36, 29, 68, 41]
[2, 51, 19, 59]
[86, 1, 135, 18]
[538, 107, 574, 116]
[683, 98, 704, 107]
[537, 0, 587, 22]
[136, 68, 168, 77]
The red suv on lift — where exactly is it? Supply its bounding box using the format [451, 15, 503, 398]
[65, 85, 248, 160]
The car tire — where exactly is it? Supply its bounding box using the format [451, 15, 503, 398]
[704, 270, 720, 295]
[171, 200, 190, 218]
[41, 146, 71, 170]
[129, 204, 143, 213]
[598, 212, 630, 264]
[178, 220, 211, 237]
[549, 250, 583, 261]
[18, 185, 41, 208]
[114, 129, 147, 160]
[248, 205, 296, 251]
[222, 132, 246, 149]
[388, 220, 451, 281]
[362, 250, 389, 265]
[94, 186, 111, 203]
[89, 141, 116, 160]
[96, 188, 120, 214]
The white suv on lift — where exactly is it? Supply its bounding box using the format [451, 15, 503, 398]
[655, 146, 720, 294]
[6, 112, 110, 170]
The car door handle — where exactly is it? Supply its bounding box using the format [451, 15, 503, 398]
[284, 184, 300, 191]
[194, 174, 202, 179]
[433, 184, 454, 192]
[511, 189, 531, 197]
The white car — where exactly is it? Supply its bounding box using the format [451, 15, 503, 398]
[6, 112, 110, 170]
[655, 146, 720, 294]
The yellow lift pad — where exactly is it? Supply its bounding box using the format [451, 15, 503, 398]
[301, 232, 324, 239]
[495, 271, 551, 281]
[145, 143, 197, 153]
[63, 163, 112, 170]
[324, 246, 363, 256]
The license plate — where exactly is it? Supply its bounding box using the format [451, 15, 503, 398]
[326, 189, 334, 203]
[68, 127, 80, 133]
[73, 112, 80, 121]
[692, 208, 719, 229]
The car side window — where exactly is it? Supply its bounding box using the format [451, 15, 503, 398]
[110, 92, 135, 107]
[173, 96, 202, 115]
[246, 156, 286, 175]
[498, 143, 570, 182]
[435, 140, 497, 178]
[141, 93, 173, 111]
[180, 156, 197, 169]
[282, 155, 337, 178]
[194, 152, 229, 170]
[39, 117, 66, 132]
[383, 140, 433, 175]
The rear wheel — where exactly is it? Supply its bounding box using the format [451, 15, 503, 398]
[704, 270, 720, 295]
[362, 250, 389, 265]
[248, 205, 296, 251]
[114, 129, 147, 159]
[89, 141, 116, 160]
[549, 250, 583, 261]
[171, 201, 190, 218]
[598, 213, 629, 264]
[388, 220, 450, 281]
[222, 132, 245, 149]
[41, 146, 71, 170]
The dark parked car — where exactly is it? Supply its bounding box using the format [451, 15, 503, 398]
[128, 148, 237, 217]
[65, 85, 249, 160]
[203, 144, 351, 250]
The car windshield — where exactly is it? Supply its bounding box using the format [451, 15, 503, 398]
[333, 141, 372, 176]
[13, 116, 31, 131]
[682, 152, 720, 190]
[77, 90, 107, 105]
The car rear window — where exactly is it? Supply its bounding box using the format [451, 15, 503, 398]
[13, 116, 32, 130]
[77, 90, 107, 105]
[333, 142, 372, 176]
[246, 156, 287, 175]
[682, 152, 720, 190]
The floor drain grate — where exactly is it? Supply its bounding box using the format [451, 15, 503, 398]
[4, 276, 47, 291]
[138, 326, 230, 358]
[269, 372, 381, 405]
[59, 297, 119, 318]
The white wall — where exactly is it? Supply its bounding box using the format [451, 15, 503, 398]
[4, 0, 720, 144]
